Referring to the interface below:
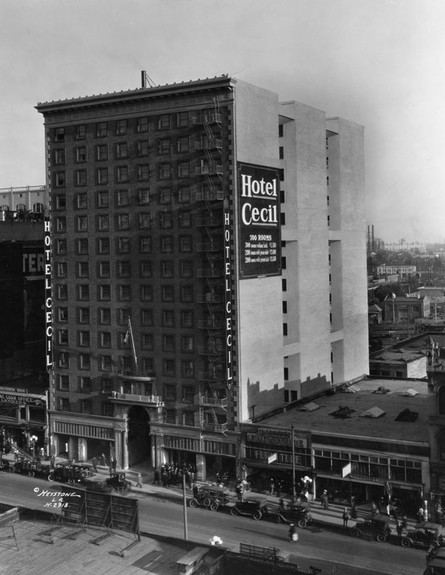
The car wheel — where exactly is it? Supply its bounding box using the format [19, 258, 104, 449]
[203, 497, 212, 508]
[188, 498, 198, 508]
[230, 507, 238, 516]
[400, 537, 411, 548]
[274, 514, 282, 524]
[210, 502, 218, 512]
[298, 519, 307, 529]
[28, 471, 35, 478]
[376, 532, 387, 543]
[47, 473, 54, 482]
[253, 510, 262, 521]
[350, 528, 360, 538]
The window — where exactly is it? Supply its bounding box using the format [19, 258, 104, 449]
[96, 144, 108, 161]
[138, 212, 151, 229]
[78, 284, 90, 300]
[279, 146, 284, 159]
[116, 119, 127, 135]
[97, 167, 108, 185]
[281, 256, 287, 270]
[116, 213, 130, 230]
[97, 214, 109, 231]
[162, 285, 174, 302]
[58, 352, 69, 369]
[162, 335, 175, 352]
[116, 165, 129, 183]
[158, 139, 171, 155]
[181, 310, 193, 328]
[56, 216, 66, 232]
[117, 285, 131, 301]
[97, 237, 110, 254]
[282, 278, 287, 292]
[98, 285, 111, 301]
[180, 235, 192, 252]
[99, 308, 111, 324]
[160, 188, 171, 204]
[55, 195, 66, 210]
[117, 261, 130, 278]
[159, 212, 173, 229]
[99, 332, 112, 348]
[182, 336, 194, 352]
[163, 359, 176, 376]
[137, 140, 149, 156]
[76, 146, 87, 163]
[76, 192, 87, 209]
[141, 309, 153, 326]
[179, 211, 191, 227]
[178, 162, 190, 177]
[158, 114, 170, 130]
[79, 354, 91, 369]
[80, 377, 92, 393]
[56, 262, 67, 278]
[282, 301, 287, 314]
[57, 284, 68, 300]
[57, 307, 68, 322]
[283, 323, 288, 336]
[96, 122, 107, 137]
[137, 164, 149, 181]
[182, 385, 194, 402]
[177, 137, 189, 153]
[59, 374, 70, 390]
[178, 187, 190, 203]
[79, 330, 90, 347]
[181, 285, 193, 302]
[183, 362, 195, 380]
[81, 399, 93, 414]
[54, 149, 65, 164]
[142, 358, 154, 375]
[162, 309, 175, 327]
[180, 261, 193, 278]
[158, 163, 171, 180]
[76, 124, 86, 139]
[137, 117, 149, 133]
[116, 142, 128, 159]
[141, 334, 154, 351]
[78, 307, 90, 323]
[140, 261, 152, 278]
[58, 329, 68, 345]
[161, 236, 173, 253]
[183, 412, 194, 426]
[164, 385, 176, 401]
[117, 237, 130, 253]
[141, 285, 153, 301]
[97, 190, 109, 208]
[177, 111, 189, 127]
[139, 237, 151, 253]
[76, 238, 89, 254]
[279, 124, 284, 137]
[54, 171, 66, 187]
[138, 188, 150, 205]
[54, 128, 65, 142]
[161, 260, 173, 278]
[77, 261, 89, 278]
[100, 355, 112, 371]
[76, 215, 88, 232]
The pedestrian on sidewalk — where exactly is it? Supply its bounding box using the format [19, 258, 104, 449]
[152, 467, 160, 485]
[417, 506, 425, 523]
[321, 490, 329, 510]
[350, 496, 357, 519]
[100, 453, 106, 466]
[288, 523, 298, 542]
[396, 518, 403, 536]
[92, 457, 98, 473]
[111, 458, 117, 473]
[342, 507, 350, 527]
[136, 473, 142, 488]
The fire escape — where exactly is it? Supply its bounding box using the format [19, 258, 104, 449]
[194, 99, 228, 434]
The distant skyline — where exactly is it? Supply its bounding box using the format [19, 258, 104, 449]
[1, 0, 443, 243]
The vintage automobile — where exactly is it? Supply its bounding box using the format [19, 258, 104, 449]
[105, 472, 132, 494]
[401, 522, 445, 549]
[228, 496, 270, 520]
[47, 464, 91, 484]
[188, 484, 231, 511]
[273, 501, 313, 528]
[3, 457, 50, 479]
[350, 514, 392, 542]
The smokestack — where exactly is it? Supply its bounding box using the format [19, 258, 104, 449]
[372, 225, 375, 252]
[141, 71, 147, 88]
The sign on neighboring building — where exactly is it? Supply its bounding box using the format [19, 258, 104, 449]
[238, 163, 281, 278]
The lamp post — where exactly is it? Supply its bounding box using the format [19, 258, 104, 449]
[182, 471, 188, 541]
[291, 425, 296, 502]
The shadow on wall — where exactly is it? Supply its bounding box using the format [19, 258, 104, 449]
[247, 374, 330, 420]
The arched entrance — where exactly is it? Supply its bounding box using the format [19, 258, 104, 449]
[127, 405, 151, 467]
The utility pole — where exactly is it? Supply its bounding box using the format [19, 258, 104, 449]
[291, 425, 296, 502]
[182, 471, 188, 541]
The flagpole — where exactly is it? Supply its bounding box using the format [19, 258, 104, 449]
[126, 317, 138, 374]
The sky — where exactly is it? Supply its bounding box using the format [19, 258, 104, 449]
[1, 0, 444, 244]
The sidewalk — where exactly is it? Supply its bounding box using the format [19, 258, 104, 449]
[90, 464, 418, 535]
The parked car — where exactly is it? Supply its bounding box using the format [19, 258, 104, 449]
[48, 464, 91, 484]
[229, 496, 269, 520]
[274, 501, 313, 528]
[350, 514, 392, 542]
[105, 472, 132, 494]
[401, 522, 445, 549]
[188, 484, 230, 511]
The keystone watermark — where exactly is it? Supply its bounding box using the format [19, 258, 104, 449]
[33, 486, 81, 509]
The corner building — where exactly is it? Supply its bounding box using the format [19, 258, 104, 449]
[36, 76, 368, 479]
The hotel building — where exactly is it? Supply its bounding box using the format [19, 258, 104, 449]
[36, 75, 368, 479]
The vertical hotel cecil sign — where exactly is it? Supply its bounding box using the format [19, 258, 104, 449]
[44, 219, 52, 368]
[238, 163, 281, 278]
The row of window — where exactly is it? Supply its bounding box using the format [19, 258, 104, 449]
[56, 259, 196, 279]
[55, 306, 195, 328]
[56, 331, 194, 351]
[52, 112, 192, 143]
[53, 212, 192, 240]
[55, 283, 196, 303]
[53, 134, 205, 165]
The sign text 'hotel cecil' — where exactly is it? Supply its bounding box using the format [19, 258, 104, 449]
[238, 163, 281, 278]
